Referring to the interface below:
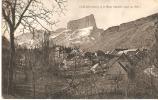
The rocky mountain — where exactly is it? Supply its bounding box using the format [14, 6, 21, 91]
[88, 13, 158, 51]
[15, 13, 158, 52]
[51, 14, 103, 48]
[51, 26, 103, 48]
[15, 14, 103, 49]
[67, 14, 97, 31]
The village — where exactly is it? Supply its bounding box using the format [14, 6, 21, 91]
[3, 40, 156, 98]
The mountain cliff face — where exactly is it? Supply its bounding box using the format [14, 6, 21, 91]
[67, 14, 97, 31]
[88, 13, 158, 51]
[52, 14, 103, 48]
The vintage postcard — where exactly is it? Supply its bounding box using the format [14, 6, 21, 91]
[2, 0, 158, 99]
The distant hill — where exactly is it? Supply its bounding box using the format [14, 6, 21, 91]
[87, 13, 158, 51]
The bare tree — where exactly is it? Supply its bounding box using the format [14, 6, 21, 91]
[2, 0, 67, 95]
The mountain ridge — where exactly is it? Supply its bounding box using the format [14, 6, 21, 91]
[86, 13, 158, 51]
[15, 13, 158, 52]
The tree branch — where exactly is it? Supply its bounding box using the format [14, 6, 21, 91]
[14, 0, 34, 30]
[11, 0, 17, 26]
[2, 8, 13, 29]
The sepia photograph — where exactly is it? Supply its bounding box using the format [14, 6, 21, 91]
[1, 0, 158, 99]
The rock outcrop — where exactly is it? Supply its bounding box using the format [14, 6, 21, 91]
[67, 14, 97, 31]
[15, 14, 103, 49]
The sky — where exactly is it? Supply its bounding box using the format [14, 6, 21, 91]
[53, 0, 158, 29]
[3, 0, 158, 39]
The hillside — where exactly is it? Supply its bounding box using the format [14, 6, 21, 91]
[87, 13, 158, 51]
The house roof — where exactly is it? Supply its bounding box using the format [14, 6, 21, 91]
[117, 49, 138, 55]
[104, 53, 135, 78]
